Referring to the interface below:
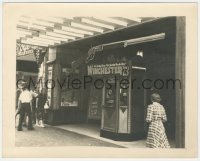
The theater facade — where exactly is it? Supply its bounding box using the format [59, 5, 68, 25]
[17, 16, 185, 148]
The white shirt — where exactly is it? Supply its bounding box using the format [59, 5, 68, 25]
[19, 89, 38, 103]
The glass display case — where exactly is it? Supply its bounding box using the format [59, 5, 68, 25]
[60, 67, 80, 107]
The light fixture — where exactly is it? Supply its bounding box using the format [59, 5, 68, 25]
[26, 38, 54, 45]
[39, 34, 68, 42]
[71, 22, 104, 33]
[54, 29, 84, 38]
[38, 16, 65, 24]
[32, 37, 61, 44]
[62, 26, 94, 35]
[19, 16, 55, 27]
[17, 21, 46, 31]
[17, 32, 27, 37]
[21, 40, 48, 47]
[136, 51, 143, 57]
[95, 17, 128, 26]
[17, 29, 32, 36]
[81, 18, 115, 30]
[46, 32, 76, 40]
[122, 17, 141, 22]
[17, 22, 29, 27]
[32, 20, 54, 27]
[30, 24, 46, 30]
[124, 33, 165, 47]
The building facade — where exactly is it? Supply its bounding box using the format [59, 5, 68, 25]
[38, 17, 185, 148]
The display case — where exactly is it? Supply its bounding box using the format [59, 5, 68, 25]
[60, 67, 80, 107]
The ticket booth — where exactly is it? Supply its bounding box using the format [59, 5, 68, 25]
[87, 60, 146, 141]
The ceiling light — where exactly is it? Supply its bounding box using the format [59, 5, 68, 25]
[81, 18, 115, 30]
[17, 32, 27, 37]
[32, 20, 54, 27]
[17, 21, 46, 30]
[39, 16, 64, 24]
[54, 29, 84, 38]
[32, 37, 60, 44]
[122, 17, 141, 22]
[46, 32, 76, 40]
[21, 40, 48, 47]
[26, 38, 54, 45]
[71, 22, 104, 33]
[17, 30, 32, 36]
[39, 34, 68, 42]
[62, 26, 93, 35]
[95, 17, 128, 26]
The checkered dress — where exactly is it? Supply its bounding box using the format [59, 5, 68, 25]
[146, 102, 170, 148]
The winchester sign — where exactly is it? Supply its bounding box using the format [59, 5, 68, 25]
[87, 63, 130, 76]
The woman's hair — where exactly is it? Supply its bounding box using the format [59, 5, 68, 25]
[151, 93, 161, 103]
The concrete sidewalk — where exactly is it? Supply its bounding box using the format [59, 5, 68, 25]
[56, 123, 147, 148]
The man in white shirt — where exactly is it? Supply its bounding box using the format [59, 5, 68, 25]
[17, 81, 38, 131]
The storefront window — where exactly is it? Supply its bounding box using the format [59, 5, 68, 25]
[60, 68, 80, 107]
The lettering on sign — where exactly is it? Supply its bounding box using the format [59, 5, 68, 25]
[87, 63, 129, 76]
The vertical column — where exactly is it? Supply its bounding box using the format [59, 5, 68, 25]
[127, 61, 132, 134]
[52, 62, 61, 110]
[48, 47, 61, 110]
[175, 17, 185, 148]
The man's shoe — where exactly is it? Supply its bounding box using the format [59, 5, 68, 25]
[17, 128, 23, 131]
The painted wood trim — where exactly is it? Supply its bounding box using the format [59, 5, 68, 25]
[175, 17, 185, 148]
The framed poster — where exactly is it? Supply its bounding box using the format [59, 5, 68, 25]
[88, 86, 102, 120]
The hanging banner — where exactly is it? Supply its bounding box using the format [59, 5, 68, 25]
[34, 49, 46, 65]
[16, 43, 47, 56]
[87, 63, 129, 76]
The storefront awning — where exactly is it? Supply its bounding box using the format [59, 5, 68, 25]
[16, 16, 157, 48]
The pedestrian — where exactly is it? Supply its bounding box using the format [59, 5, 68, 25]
[36, 88, 47, 128]
[17, 81, 38, 131]
[30, 88, 37, 124]
[146, 93, 170, 148]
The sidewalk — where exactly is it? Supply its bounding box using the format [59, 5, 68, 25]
[15, 125, 123, 147]
[56, 123, 147, 148]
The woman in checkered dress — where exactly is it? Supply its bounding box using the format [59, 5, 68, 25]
[146, 93, 170, 148]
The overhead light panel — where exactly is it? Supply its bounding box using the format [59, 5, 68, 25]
[71, 22, 104, 33]
[39, 34, 68, 42]
[26, 38, 54, 45]
[54, 29, 84, 38]
[62, 26, 93, 35]
[32, 20, 54, 27]
[95, 17, 128, 26]
[21, 40, 48, 47]
[17, 30, 32, 36]
[122, 17, 141, 22]
[17, 21, 46, 30]
[19, 16, 55, 27]
[81, 18, 115, 30]
[32, 37, 60, 44]
[39, 16, 64, 24]
[46, 32, 76, 40]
